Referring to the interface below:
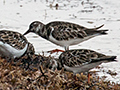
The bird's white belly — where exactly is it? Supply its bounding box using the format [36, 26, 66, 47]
[49, 35, 94, 47]
[0, 41, 28, 58]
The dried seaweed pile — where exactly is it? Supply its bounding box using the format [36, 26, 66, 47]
[0, 55, 120, 90]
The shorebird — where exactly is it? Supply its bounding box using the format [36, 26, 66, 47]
[0, 30, 35, 60]
[23, 21, 108, 53]
[59, 49, 117, 83]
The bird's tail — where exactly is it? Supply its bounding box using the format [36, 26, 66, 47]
[95, 29, 108, 34]
[91, 56, 117, 63]
[85, 24, 108, 35]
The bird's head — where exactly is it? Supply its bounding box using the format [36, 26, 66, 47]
[23, 21, 44, 35]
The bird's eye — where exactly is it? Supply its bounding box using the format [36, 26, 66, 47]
[30, 25, 33, 28]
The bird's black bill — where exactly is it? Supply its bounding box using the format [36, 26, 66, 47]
[23, 30, 30, 35]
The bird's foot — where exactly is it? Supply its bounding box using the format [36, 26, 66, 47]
[47, 49, 64, 54]
[88, 73, 91, 84]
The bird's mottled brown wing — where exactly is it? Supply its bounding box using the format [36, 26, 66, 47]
[46, 21, 87, 41]
[59, 49, 106, 67]
[0, 30, 28, 50]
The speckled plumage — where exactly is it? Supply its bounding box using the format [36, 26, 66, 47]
[59, 49, 116, 73]
[0, 30, 34, 59]
[0, 30, 27, 50]
[24, 21, 108, 50]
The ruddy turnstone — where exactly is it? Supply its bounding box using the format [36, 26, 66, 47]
[23, 21, 108, 52]
[0, 30, 34, 60]
[59, 49, 116, 83]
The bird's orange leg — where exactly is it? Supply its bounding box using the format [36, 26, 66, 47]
[88, 73, 91, 84]
[47, 49, 64, 54]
